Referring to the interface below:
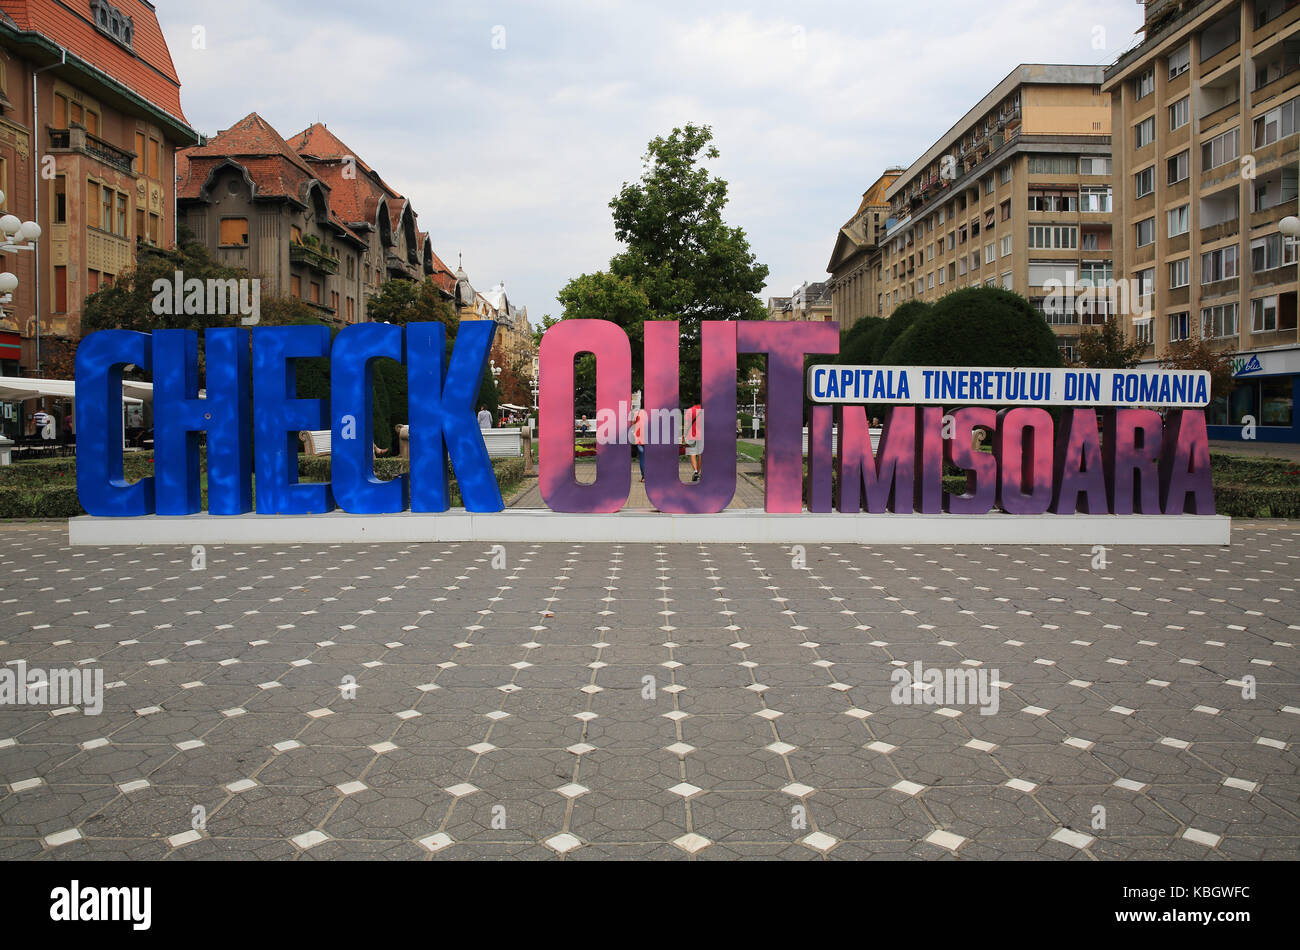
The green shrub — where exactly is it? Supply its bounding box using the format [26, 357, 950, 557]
[1213, 484, 1300, 519]
[882, 287, 1061, 368]
[1210, 454, 1300, 486]
[0, 486, 84, 518]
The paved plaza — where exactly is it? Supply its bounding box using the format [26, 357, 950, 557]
[0, 521, 1296, 860]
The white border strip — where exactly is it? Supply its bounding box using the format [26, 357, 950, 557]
[68, 511, 1232, 546]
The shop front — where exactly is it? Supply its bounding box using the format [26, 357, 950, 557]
[1207, 346, 1300, 443]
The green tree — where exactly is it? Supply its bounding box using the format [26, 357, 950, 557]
[366, 277, 456, 331]
[882, 287, 1061, 368]
[1076, 319, 1146, 369]
[81, 232, 248, 334]
[872, 300, 931, 363]
[837, 316, 884, 365]
[1161, 337, 1234, 401]
[556, 271, 653, 392]
[554, 123, 769, 404]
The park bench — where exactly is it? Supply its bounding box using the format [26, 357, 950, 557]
[392, 426, 524, 460]
[299, 430, 333, 456]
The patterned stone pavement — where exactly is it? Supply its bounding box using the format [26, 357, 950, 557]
[0, 521, 1296, 861]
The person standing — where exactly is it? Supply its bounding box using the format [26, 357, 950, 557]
[477, 404, 493, 429]
[32, 406, 55, 441]
[684, 403, 702, 482]
[632, 408, 647, 482]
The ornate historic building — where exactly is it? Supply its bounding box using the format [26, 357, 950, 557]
[0, 0, 195, 375]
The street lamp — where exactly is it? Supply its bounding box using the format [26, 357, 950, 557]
[0, 189, 42, 372]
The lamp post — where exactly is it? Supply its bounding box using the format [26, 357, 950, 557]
[0, 188, 43, 374]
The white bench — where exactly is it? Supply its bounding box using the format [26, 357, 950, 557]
[392, 426, 523, 459]
[799, 427, 882, 455]
[300, 430, 332, 456]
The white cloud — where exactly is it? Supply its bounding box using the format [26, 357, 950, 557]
[158, 0, 1145, 325]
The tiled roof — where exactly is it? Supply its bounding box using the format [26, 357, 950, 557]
[177, 112, 317, 201]
[288, 122, 409, 231]
[0, 0, 186, 125]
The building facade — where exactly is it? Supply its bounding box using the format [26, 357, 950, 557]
[876, 65, 1114, 363]
[0, 0, 195, 379]
[768, 281, 833, 322]
[826, 168, 901, 329]
[177, 113, 369, 324]
[1103, 0, 1300, 443]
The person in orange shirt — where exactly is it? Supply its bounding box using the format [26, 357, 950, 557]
[684, 403, 702, 482]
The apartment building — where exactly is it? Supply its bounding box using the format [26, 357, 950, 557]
[768, 281, 832, 322]
[877, 65, 1114, 362]
[0, 0, 196, 378]
[826, 168, 901, 329]
[1103, 0, 1300, 444]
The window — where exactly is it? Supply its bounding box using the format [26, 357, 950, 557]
[1167, 204, 1190, 237]
[1002, 271, 1013, 289]
[1000, 199, 1011, 221]
[1169, 97, 1190, 130]
[1028, 155, 1077, 175]
[1080, 186, 1111, 212]
[1078, 157, 1112, 176]
[999, 164, 1011, 185]
[1135, 116, 1156, 148]
[116, 193, 127, 236]
[148, 139, 160, 180]
[1136, 268, 1155, 300]
[1201, 245, 1240, 283]
[1136, 217, 1156, 247]
[1201, 127, 1240, 169]
[220, 217, 249, 246]
[983, 175, 994, 195]
[347, 297, 355, 321]
[1168, 43, 1191, 79]
[928, 272, 935, 290]
[1135, 166, 1155, 198]
[1204, 303, 1238, 338]
[148, 212, 160, 245]
[1167, 150, 1189, 184]
[54, 93, 100, 134]
[101, 186, 113, 233]
[1027, 225, 1078, 249]
[86, 181, 99, 228]
[1028, 260, 1078, 287]
[1135, 68, 1155, 100]
[1169, 312, 1191, 341]
[1027, 188, 1078, 212]
[290, 225, 303, 244]
[1251, 233, 1298, 271]
[1252, 166, 1299, 211]
[938, 268, 945, 286]
[291, 275, 302, 297]
[1000, 234, 1012, 257]
[134, 131, 145, 173]
[1079, 260, 1113, 284]
[52, 175, 66, 224]
[1251, 295, 1279, 332]
[1253, 96, 1300, 147]
[984, 243, 995, 264]
[1169, 257, 1189, 288]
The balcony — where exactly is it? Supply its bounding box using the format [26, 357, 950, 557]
[289, 240, 339, 275]
[1255, 0, 1300, 36]
[47, 126, 134, 175]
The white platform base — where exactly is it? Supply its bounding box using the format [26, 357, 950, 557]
[68, 510, 1233, 546]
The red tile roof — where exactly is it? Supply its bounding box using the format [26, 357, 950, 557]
[177, 112, 365, 247]
[0, 0, 187, 126]
[288, 122, 408, 231]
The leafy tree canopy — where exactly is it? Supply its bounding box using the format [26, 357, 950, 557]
[1076, 319, 1146, 369]
[881, 287, 1061, 368]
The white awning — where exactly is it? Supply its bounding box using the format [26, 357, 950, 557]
[0, 376, 150, 405]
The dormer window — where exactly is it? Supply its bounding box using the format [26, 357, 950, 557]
[90, 0, 134, 50]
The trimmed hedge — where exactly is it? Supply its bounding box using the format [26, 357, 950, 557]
[0, 455, 529, 518]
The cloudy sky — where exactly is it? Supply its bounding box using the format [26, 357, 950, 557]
[159, 0, 1145, 325]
